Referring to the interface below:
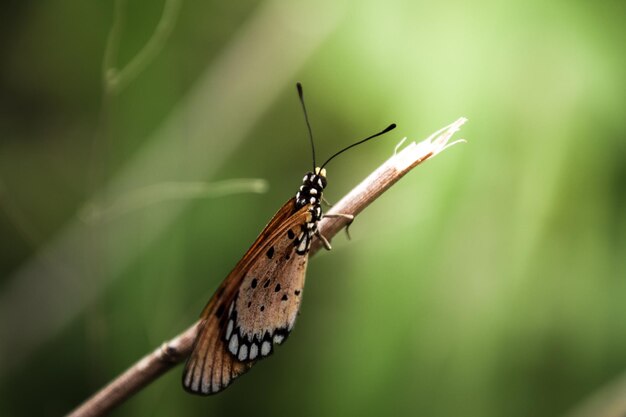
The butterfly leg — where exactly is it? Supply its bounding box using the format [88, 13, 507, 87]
[322, 213, 354, 240]
[315, 229, 332, 251]
[321, 196, 333, 207]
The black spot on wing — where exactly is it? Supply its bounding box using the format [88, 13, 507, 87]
[274, 283, 281, 292]
[287, 229, 295, 239]
[251, 278, 257, 289]
[266, 246, 274, 259]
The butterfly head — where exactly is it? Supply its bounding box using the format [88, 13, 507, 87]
[313, 167, 327, 187]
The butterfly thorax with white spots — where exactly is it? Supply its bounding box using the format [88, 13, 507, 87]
[294, 167, 326, 255]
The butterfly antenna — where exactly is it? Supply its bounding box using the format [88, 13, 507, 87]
[321, 123, 397, 169]
[297, 82, 316, 170]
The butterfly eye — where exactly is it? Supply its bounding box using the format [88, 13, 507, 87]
[314, 167, 326, 178]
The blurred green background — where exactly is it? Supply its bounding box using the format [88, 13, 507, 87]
[1, 0, 625, 416]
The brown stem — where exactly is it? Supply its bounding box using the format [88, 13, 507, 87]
[66, 118, 467, 417]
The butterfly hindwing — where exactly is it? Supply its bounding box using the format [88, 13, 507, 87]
[182, 199, 313, 395]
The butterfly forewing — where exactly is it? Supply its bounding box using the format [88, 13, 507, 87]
[232, 224, 308, 359]
[183, 314, 250, 394]
[183, 199, 313, 395]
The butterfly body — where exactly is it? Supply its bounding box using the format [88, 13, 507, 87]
[183, 168, 327, 395]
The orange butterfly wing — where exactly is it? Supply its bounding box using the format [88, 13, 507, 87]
[182, 198, 313, 395]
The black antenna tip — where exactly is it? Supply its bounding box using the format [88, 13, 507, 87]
[296, 82, 303, 97]
[383, 123, 397, 133]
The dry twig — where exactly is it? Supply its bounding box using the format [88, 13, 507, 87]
[67, 118, 467, 417]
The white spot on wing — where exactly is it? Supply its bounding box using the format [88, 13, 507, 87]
[250, 343, 258, 360]
[228, 334, 239, 355]
[190, 371, 200, 392]
[226, 320, 233, 340]
[201, 368, 211, 394]
[212, 376, 220, 393]
[261, 340, 271, 356]
[273, 334, 285, 344]
[238, 344, 249, 361]
[228, 302, 234, 316]
[184, 365, 194, 388]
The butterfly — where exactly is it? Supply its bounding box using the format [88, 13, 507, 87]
[182, 83, 396, 395]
